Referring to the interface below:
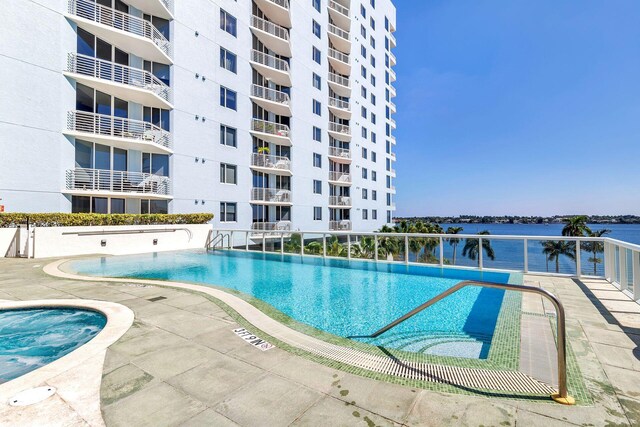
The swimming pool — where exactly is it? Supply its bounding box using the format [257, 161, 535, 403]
[69, 250, 520, 359]
[0, 308, 106, 384]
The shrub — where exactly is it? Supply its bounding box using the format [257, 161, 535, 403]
[0, 213, 213, 228]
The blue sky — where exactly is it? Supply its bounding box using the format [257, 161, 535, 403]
[392, 0, 640, 217]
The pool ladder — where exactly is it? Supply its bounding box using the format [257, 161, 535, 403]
[352, 280, 575, 405]
[206, 232, 230, 251]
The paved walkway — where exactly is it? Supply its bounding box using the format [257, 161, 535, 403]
[0, 257, 639, 426]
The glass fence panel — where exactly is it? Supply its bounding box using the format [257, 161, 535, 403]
[580, 240, 606, 277]
[626, 248, 634, 293]
[614, 246, 620, 284]
[283, 232, 302, 254]
[481, 238, 524, 271]
[303, 234, 324, 256]
[350, 235, 375, 260]
[527, 239, 577, 275]
[408, 237, 439, 265]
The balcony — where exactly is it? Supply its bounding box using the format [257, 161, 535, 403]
[328, 171, 351, 185]
[329, 220, 352, 231]
[250, 153, 292, 176]
[250, 221, 292, 236]
[389, 50, 397, 66]
[328, 0, 350, 32]
[65, 53, 172, 109]
[389, 185, 397, 194]
[250, 188, 292, 205]
[250, 119, 291, 146]
[389, 151, 396, 161]
[250, 85, 291, 116]
[329, 196, 352, 207]
[328, 48, 351, 75]
[65, 168, 171, 199]
[250, 15, 291, 57]
[67, 0, 171, 63]
[389, 84, 397, 98]
[254, 0, 291, 28]
[65, 111, 172, 154]
[389, 100, 396, 113]
[389, 167, 397, 177]
[328, 122, 351, 141]
[328, 146, 351, 163]
[389, 67, 396, 82]
[388, 117, 397, 128]
[328, 97, 351, 119]
[328, 24, 350, 54]
[328, 73, 351, 97]
[389, 134, 396, 145]
[389, 31, 396, 48]
[124, 0, 173, 19]
[249, 50, 291, 87]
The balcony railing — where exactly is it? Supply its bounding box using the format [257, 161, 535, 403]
[328, 146, 351, 159]
[251, 188, 292, 203]
[329, 73, 350, 88]
[329, 48, 349, 64]
[328, 0, 349, 17]
[329, 97, 350, 111]
[251, 85, 290, 105]
[251, 50, 290, 73]
[329, 196, 352, 207]
[251, 118, 290, 137]
[329, 171, 351, 183]
[329, 220, 352, 231]
[251, 221, 292, 234]
[67, 53, 171, 103]
[329, 122, 350, 135]
[68, 0, 171, 58]
[66, 168, 171, 196]
[263, 0, 289, 8]
[67, 111, 171, 150]
[251, 15, 290, 42]
[389, 117, 396, 127]
[251, 153, 291, 171]
[328, 23, 349, 40]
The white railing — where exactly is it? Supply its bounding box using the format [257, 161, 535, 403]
[329, 122, 350, 135]
[328, 146, 351, 159]
[250, 221, 292, 234]
[251, 84, 290, 105]
[67, 111, 172, 150]
[328, 24, 350, 40]
[388, 117, 397, 127]
[251, 118, 290, 137]
[67, 53, 171, 103]
[66, 168, 171, 196]
[68, 0, 171, 58]
[389, 151, 396, 160]
[329, 221, 352, 230]
[389, 31, 396, 46]
[328, 0, 349, 17]
[251, 153, 291, 171]
[329, 196, 351, 206]
[250, 188, 292, 203]
[389, 135, 396, 144]
[328, 48, 349, 64]
[262, 0, 289, 9]
[328, 171, 351, 182]
[329, 97, 350, 111]
[389, 100, 396, 111]
[251, 50, 290, 73]
[329, 73, 350, 88]
[251, 15, 290, 42]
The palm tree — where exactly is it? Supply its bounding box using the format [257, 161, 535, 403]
[541, 240, 576, 273]
[562, 215, 591, 237]
[351, 236, 376, 259]
[326, 235, 347, 257]
[446, 226, 464, 265]
[377, 225, 401, 261]
[462, 231, 495, 267]
[304, 241, 322, 255]
[284, 233, 301, 253]
[581, 229, 611, 275]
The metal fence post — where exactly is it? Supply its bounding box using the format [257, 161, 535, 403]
[300, 232, 304, 256]
[374, 235, 379, 262]
[620, 248, 628, 291]
[633, 250, 640, 301]
[439, 237, 443, 266]
[323, 234, 327, 258]
[262, 234, 266, 253]
[245, 231, 249, 251]
[347, 234, 351, 259]
[404, 235, 409, 264]
[523, 238, 529, 273]
[604, 242, 611, 280]
[229, 231, 234, 250]
[280, 233, 284, 254]
[478, 237, 483, 270]
[575, 240, 581, 278]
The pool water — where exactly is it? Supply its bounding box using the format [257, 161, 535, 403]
[70, 250, 517, 359]
[0, 308, 106, 384]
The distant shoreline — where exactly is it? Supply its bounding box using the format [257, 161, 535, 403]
[394, 216, 640, 225]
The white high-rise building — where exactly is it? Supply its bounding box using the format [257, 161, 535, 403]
[0, 0, 397, 232]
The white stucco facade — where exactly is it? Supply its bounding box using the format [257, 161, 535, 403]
[0, 0, 397, 233]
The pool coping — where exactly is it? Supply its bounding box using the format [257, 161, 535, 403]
[44, 259, 563, 401]
[0, 299, 134, 426]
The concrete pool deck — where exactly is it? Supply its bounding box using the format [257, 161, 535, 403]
[0, 257, 639, 426]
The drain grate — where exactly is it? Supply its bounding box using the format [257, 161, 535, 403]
[9, 386, 56, 406]
[147, 296, 167, 302]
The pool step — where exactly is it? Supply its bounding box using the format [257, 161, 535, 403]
[361, 331, 494, 358]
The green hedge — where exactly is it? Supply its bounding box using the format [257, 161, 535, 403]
[0, 213, 213, 228]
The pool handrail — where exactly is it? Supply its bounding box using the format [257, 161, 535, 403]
[352, 280, 575, 405]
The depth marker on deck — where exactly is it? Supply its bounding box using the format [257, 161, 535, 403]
[233, 327, 275, 351]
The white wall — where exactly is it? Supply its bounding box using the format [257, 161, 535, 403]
[0, 229, 18, 257]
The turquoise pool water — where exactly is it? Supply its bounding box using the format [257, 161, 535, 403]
[70, 250, 518, 359]
[0, 308, 106, 384]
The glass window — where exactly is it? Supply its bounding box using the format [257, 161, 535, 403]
[372, 209, 377, 220]
[371, 152, 377, 162]
[362, 168, 368, 179]
[220, 202, 237, 222]
[151, 154, 169, 176]
[312, 46, 321, 64]
[75, 140, 93, 169]
[220, 86, 237, 110]
[371, 113, 376, 124]
[113, 148, 127, 171]
[94, 143, 110, 170]
[362, 147, 367, 159]
[220, 163, 237, 184]
[220, 47, 237, 73]
[361, 106, 367, 118]
[362, 188, 368, 199]
[387, 210, 392, 223]
[313, 153, 322, 168]
[313, 179, 322, 194]
[220, 125, 237, 147]
[77, 28, 94, 57]
[92, 197, 108, 214]
[220, 10, 237, 36]
[361, 65, 367, 78]
[362, 209, 368, 220]
[71, 196, 90, 213]
[360, 4, 366, 17]
[361, 45, 367, 58]
[313, 99, 322, 116]
[372, 170, 377, 181]
[150, 200, 168, 214]
[314, 207, 322, 220]
[312, 0, 320, 12]
[312, 20, 321, 38]
[313, 126, 322, 142]
[312, 73, 321, 90]
[372, 190, 377, 200]
[111, 198, 125, 214]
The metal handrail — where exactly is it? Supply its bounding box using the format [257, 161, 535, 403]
[251, 49, 290, 72]
[251, 15, 289, 41]
[329, 97, 350, 111]
[329, 48, 349, 64]
[353, 280, 574, 404]
[328, 0, 349, 17]
[329, 72, 350, 88]
[328, 23, 349, 40]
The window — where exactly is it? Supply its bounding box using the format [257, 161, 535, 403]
[313, 99, 322, 116]
[312, 20, 321, 38]
[220, 202, 237, 222]
[370, 17, 375, 29]
[220, 86, 237, 110]
[371, 113, 376, 124]
[372, 209, 378, 220]
[387, 210, 392, 223]
[362, 209, 368, 220]
[386, 193, 391, 206]
[370, 55, 376, 67]
[370, 36, 376, 48]
[219, 47, 237, 73]
[386, 158, 391, 171]
[362, 147, 368, 159]
[312, 46, 321, 64]
[313, 179, 322, 194]
[313, 153, 322, 168]
[372, 170, 377, 181]
[220, 10, 237, 36]
[362, 167, 368, 179]
[385, 36, 389, 50]
[361, 45, 367, 58]
[361, 127, 368, 138]
[361, 86, 367, 98]
[371, 152, 377, 162]
[220, 125, 237, 147]
[371, 75, 376, 86]
[220, 163, 237, 184]
[314, 206, 322, 220]
[362, 188, 368, 199]
[313, 73, 321, 90]
[361, 106, 367, 118]
[371, 0, 376, 7]
[385, 17, 389, 31]
[312, 0, 320, 12]
[361, 25, 366, 38]
[371, 94, 376, 105]
[313, 126, 322, 142]
[360, 4, 366, 17]
[372, 190, 377, 200]
[361, 65, 367, 78]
